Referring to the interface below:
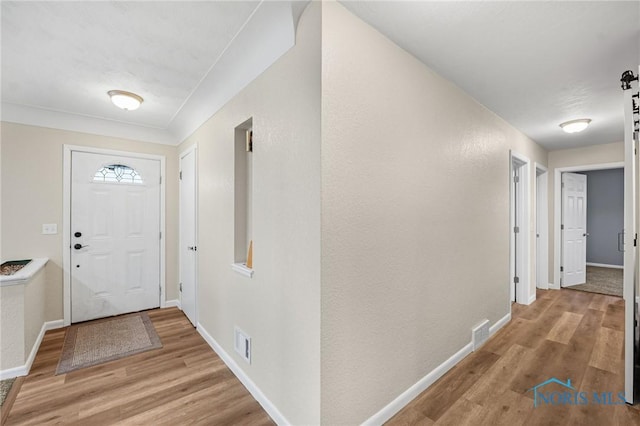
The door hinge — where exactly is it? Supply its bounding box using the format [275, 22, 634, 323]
[179, 282, 183, 292]
[179, 171, 182, 180]
[514, 226, 520, 234]
[514, 176, 520, 183]
[635, 233, 637, 247]
[560, 266, 564, 272]
[159, 231, 162, 239]
[514, 276, 520, 284]
[561, 224, 564, 230]
[160, 176, 162, 184]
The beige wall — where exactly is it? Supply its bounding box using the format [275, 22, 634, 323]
[1, 123, 179, 321]
[320, 2, 546, 423]
[178, 3, 321, 424]
[547, 141, 624, 284]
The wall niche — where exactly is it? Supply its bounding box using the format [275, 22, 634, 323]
[232, 117, 254, 278]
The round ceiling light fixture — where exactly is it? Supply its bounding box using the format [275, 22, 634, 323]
[559, 118, 592, 134]
[108, 90, 143, 111]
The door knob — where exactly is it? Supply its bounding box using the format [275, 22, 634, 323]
[74, 232, 82, 238]
[74, 243, 89, 250]
[187, 246, 197, 251]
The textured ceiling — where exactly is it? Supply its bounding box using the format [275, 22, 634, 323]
[1, 1, 260, 130]
[341, 1, 640, 150]
[2, 1, 637, 150]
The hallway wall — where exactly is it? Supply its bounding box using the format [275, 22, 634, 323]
[177, 3, 321, 424]
[320, 2, 547, 423]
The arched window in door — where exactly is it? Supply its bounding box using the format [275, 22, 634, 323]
[93, 164, 143, 184]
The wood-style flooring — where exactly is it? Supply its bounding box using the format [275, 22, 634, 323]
[2, 308, 274, 425]
[388, 289, 640, 426]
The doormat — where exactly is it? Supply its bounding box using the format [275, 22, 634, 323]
[56, 312, 162, 375]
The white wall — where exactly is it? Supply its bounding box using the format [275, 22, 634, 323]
[320, 2, 546, 423]
[177, 3, 321, 424]
[0, 122, 179, 321]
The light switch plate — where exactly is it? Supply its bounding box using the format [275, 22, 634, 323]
[42, 224, 57, 235]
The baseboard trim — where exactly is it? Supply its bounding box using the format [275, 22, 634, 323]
[0, 365, 27, 380]
[165, 299, 181, 309]
[586, 262, 623, 269]
[363, 311, 512, 425]
[0, 319, 64, 380]
[490, 312, 511, 336]
[363, 342, 473, 425]
[197, 323, 289, 425]
[527, 293, 537, 305]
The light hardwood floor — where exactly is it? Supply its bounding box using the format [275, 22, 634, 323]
[2, 308, 274, 425]
[388, 289, 640, 426]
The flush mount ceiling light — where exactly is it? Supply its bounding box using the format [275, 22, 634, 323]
[108, 90, 143, 111]
[559, 118, 592, 134]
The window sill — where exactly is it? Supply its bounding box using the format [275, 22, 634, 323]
[231, 263, 254, 278]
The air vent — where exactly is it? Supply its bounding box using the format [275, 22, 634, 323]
[234, 327, 251, 364]
[472, 319, 490, 351]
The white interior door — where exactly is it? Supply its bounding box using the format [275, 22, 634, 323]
[180, 147, 197, 326]
[622, 74, 637, 404]
[562, 172, 587, 287]
[71, 151, 161, 323]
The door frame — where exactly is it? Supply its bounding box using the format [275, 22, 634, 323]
[535, 163, 549, 290]
[552, 162, 624, 290]
[510, 151, 531, 305]
[179, 144, 198, 325]
[62, 145, 166, 326]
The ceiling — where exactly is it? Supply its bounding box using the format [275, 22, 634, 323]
[1, 1, 638, 150]
[341, 1, 640, 150]
[1, 1, 304, 145]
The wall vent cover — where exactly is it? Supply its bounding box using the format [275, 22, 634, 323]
[234, 326, 252, 364]
[472, 319, 490, 351]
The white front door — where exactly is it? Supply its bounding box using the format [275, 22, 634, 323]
[71, 151, 161, 323]
[562, 172, 587, 287]
[180, 147, 197, 326]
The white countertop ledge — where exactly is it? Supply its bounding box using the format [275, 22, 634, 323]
[0, 258, 48, 286]
[231, 263, 254, 278]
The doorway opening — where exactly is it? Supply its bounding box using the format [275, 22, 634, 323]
[510, 151, 531, 305]
[553, 162, 624, 293]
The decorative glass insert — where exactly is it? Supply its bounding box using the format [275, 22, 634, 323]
[93, 164, 143, 184]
